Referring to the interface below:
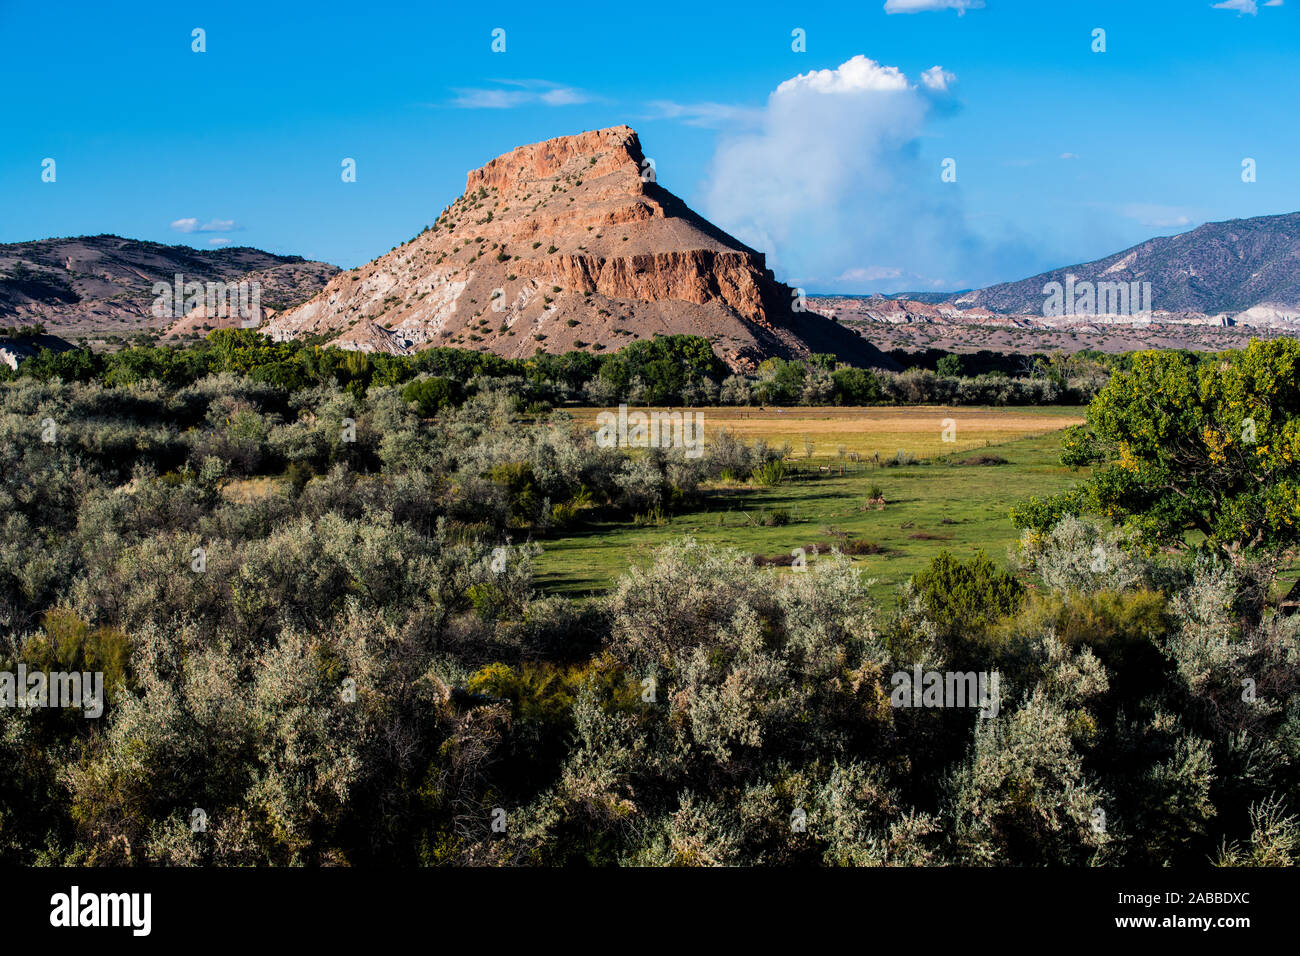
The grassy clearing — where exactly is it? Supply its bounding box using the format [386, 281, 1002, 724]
[220, 476, 281, 503]
[566, 404, 1082, 461]
[537, 406, 1087, 605]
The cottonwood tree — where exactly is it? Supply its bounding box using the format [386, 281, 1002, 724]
[1014, 340, 1300, 574]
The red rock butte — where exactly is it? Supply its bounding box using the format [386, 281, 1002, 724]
[263, 125, 894, 372]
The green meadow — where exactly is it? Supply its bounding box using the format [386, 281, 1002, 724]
[534, 405, 1088, 605]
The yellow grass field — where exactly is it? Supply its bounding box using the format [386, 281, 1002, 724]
[565, 405, 1085, 461]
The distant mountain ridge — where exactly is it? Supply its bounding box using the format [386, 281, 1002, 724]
[0, 235, 339, 336]
[946, 211, 1300, 318]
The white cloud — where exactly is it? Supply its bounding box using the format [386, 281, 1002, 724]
[1265, 1, 1284, 6]
[450, 80, 592, 109]
[646, 100, 763, 129]
[920, 66, 956, 91]
[837, 266, 903, 282]
[884, 0, 985, 14]
[539, 87, 587, 106]
[1118, 203, 1194, 229]
[775, 56, 910, 95]
[1212, 0, 1257, 14]
[171, 218, 238, 233]
[208, 238, 231, 247]
[835, 266, 958, 290]
[1060, 152, 1080, 160]
[700, 55, 1021, 292]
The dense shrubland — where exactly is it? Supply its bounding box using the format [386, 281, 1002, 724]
[1, 340, 1297, 867]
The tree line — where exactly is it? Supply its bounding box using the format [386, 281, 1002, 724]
[5, 329, 1125, 408]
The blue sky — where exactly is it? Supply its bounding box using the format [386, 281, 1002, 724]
[2, 0, 1297, 293]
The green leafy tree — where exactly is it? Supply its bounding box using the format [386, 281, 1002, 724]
[910, 550, 1025, 643]
[831, 366, 880, 405]
[936, 354, 962, 377]
[1013, 340, 1300, 566]
[401, 376, 455, 416]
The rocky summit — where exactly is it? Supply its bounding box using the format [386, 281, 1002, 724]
[262, 126, 893, 371]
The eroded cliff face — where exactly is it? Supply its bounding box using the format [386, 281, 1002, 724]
[264, 125, 892, 371]
[541, 250, 766, 319]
